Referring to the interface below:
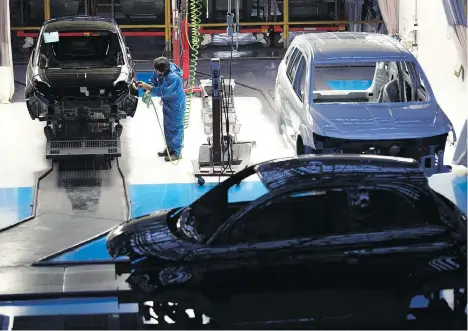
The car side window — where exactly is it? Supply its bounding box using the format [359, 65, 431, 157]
[225, 187, 431, 245]
[284, 46, 296, 66]
[293, 56, 307, 101]
[286, 48, 300, 83]
[347, 188, 428, 233]
[228, 190, 347, 244]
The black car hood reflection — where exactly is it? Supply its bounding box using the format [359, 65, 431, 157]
[107, 208, 197, 260]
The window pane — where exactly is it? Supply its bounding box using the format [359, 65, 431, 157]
[11, 0, 47, 26]
[229, 186, 433, 244]
[50, 0, 83, 18]
[348, 188, 427, 233]
[312, 61, 431, 104]
[115, 0, 165, 25]
[293, 57, 307, 99]
[95, 0, 114, 19]
[230, 189, 348, 244]
[286, 49, 300, 82]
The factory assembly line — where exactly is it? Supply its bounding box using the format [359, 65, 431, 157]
[0, 0, 467, 329]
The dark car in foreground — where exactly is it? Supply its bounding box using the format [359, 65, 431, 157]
[25, 16, 138, 138]
[108, 155, 466, 328]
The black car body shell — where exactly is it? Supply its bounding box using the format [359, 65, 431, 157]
[107, 154, 466, 262]
[25, 16, 138, 122]
[108, 155, 467, 327]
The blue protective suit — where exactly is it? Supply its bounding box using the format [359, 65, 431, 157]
[150, 63, 186, 156]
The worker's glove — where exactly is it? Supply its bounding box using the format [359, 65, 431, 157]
[138, 81, 152, 91]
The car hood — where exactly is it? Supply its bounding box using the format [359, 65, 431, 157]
[106, 209, 189, 260]
[311, 103, 451, 140]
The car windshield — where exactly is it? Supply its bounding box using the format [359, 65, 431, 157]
[172, 169, 270, 243]
[311, 60, 431, 104]
[38, 30, 124, 68]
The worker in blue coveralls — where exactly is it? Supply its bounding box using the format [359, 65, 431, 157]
[138, 57, 186, 162]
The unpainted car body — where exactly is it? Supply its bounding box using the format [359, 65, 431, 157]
[25, 16, 138, 137]
[108, 155, 466, 328]
[274, 32, 456, 174]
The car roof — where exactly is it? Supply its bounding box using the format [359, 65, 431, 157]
[254, 154, 425, 192]
[43, 16, 117, 33]
[296, 32, 412, 62]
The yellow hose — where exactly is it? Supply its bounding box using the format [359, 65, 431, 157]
[183, 0, 202, 129]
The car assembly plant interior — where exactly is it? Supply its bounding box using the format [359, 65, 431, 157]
[0, 0, 467, 329]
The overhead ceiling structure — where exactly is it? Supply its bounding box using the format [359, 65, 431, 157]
[0, 0, 14, 103]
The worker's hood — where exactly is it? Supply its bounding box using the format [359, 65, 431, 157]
[311, 102, 452, 140]
[168, 62, 183, 78]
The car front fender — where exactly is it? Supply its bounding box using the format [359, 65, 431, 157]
[299, 107, 326, 150]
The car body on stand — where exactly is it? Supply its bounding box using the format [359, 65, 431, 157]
[108, 154, 467, 329]
[25, 16, 138, 138]
[274, 32, 456, 176]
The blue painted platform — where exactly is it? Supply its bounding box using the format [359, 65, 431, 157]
[327, 80, 373, 90]
[0, 187, 33, 229]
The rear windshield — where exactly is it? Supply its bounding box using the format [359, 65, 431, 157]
[39, 30, 123, 67]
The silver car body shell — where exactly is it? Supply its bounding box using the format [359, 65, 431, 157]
[274, 32, 456, 150]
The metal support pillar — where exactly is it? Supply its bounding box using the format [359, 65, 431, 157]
[165, 0, 172, 51]
[211, 60, 222, 163]
[44, 0, 51, 20]
[180, 0, 190, 81]
[283, 0, 289, 49]
[172, 0, 181, 66]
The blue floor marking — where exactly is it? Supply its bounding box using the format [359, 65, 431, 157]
[327, 80, 373, 90]
[0, 187, 33, 230]
[452, 175, 467, 214]
[50, 181, 268, 262]
[0, 297, 137, 315]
